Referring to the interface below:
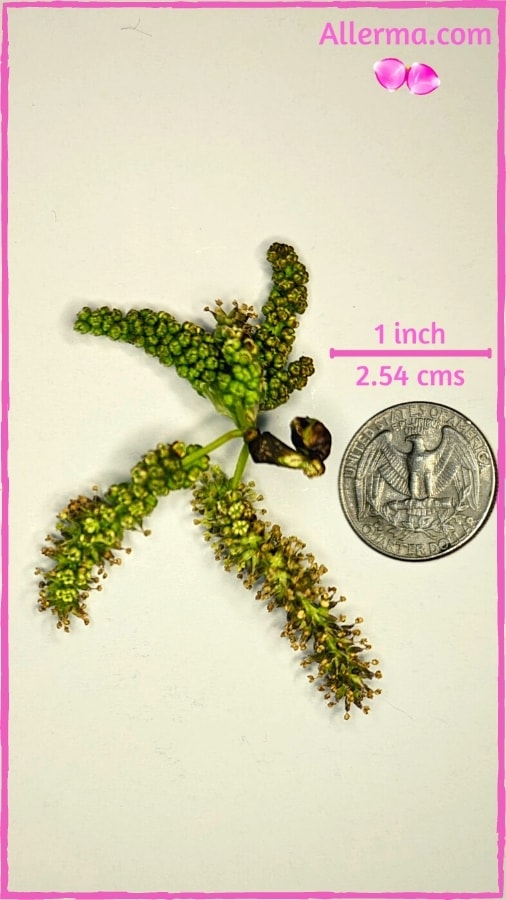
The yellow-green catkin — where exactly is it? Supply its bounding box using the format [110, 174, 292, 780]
[192, 466, 382, 717]
[37, 442, 209, 631]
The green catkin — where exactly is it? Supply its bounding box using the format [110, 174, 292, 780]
[192, 467, 382, 717]
[74, 308, 224, 399]
[73, 243, 316, 418]
[39, 242, 381, 718]
[256, 242, 315, 410]
[36, 442, 210, 631]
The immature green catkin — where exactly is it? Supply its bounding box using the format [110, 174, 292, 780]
[73, 302, 264, 428]
[256, 242, 315, 410]
[192, 467, 382, 717]
[202, 300, 263, 428]
[37, 442, 209, 631]
[74, 307, 224, 398]
[73, 243, 316, 417]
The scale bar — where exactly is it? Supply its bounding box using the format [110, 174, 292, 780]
[329, 348, 493, 359]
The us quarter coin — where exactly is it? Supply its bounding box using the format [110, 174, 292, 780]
[338, 402, 497, 561]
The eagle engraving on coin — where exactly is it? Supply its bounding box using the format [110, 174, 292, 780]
[339, 403, 496, 560]
[356, 427, 479, 527]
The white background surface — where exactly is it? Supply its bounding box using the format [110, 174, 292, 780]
[6, 3, 500, 895]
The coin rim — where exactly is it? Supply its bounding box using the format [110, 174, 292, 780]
[337, 400, 498, 562]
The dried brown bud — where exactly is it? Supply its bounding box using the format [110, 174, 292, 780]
[247, 430, 325, 477]
[290, 416, 332, 461]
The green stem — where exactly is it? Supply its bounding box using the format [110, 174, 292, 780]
[183, 429, 243, 468]
[231, 442, 250, 489]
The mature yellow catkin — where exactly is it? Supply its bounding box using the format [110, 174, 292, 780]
[192, 467, 382, 717]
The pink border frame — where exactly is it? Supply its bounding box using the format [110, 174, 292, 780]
[1, 2, 504, 897]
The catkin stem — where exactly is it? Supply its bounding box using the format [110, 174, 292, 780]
[183, 429, 242, 467]
[230, 442, 250, 489]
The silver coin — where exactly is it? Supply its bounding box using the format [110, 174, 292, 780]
[338, 402, 497, 561]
